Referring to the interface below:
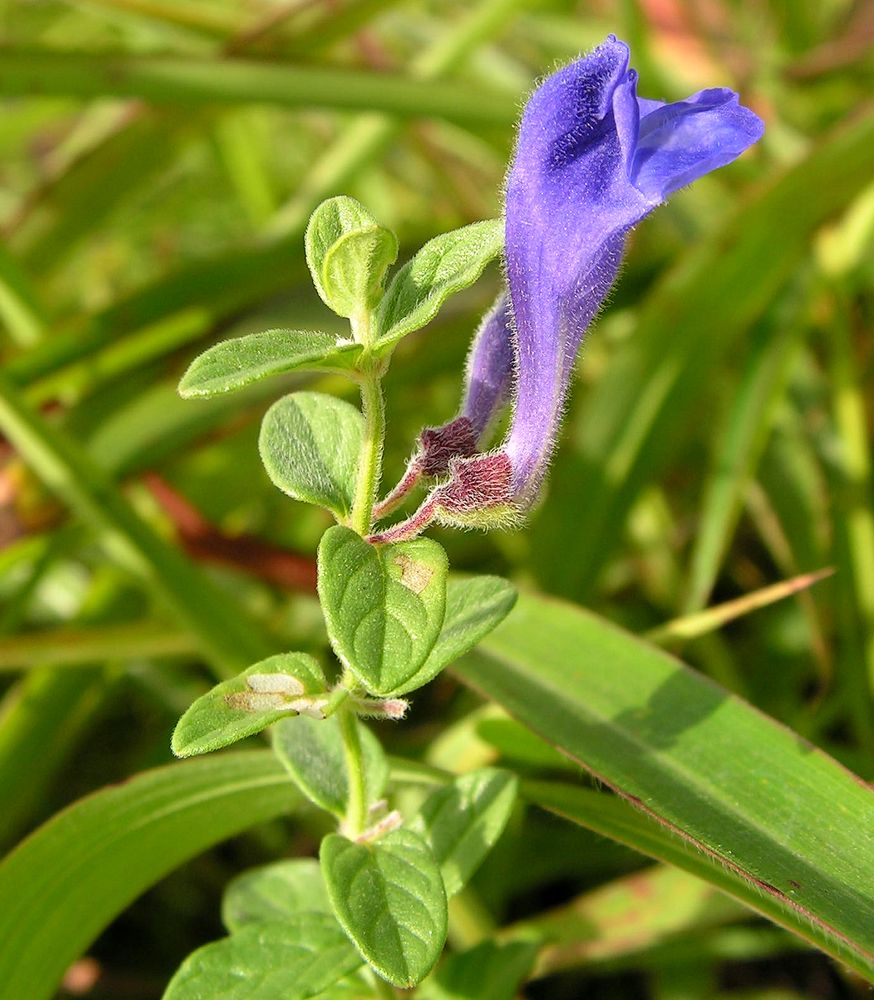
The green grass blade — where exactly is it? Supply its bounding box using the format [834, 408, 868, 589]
[646, 569, 833, 646]
[829, 296, 874, 730]
[0, 666, 111, 848]
[211, 110, 278, 225]
[519, 781, 815, 974]
[510, 863, 745, 976]
[14, 112, 188, 277]
[0, 243, 45, 346]
[79, 0, 240, 39]
[0, 576, 513, 672]
[0, 751, 297, 1000]
[535, 110, 874, 597]
[8, 247, 310, 394]
[9, 0, 527, 394]
[683, 309, 803, 613]
[455, 592, 874, 980]
[0, 50, 517, 126]
[0, 370, 273, 675]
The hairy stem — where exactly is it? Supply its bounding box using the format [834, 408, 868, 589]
[351, 368, 386, 536]
[338, 700, 367, 837]
[368, 969, 398, 998]
[368, 497, 437, 544]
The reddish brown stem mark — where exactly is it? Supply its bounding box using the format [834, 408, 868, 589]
[144, 473, 316, 592]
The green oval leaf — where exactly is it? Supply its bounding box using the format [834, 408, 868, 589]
[172, 653, 327, 758]
[321, 829, 448, 988]
[163, 915, 362, 1000]
[0, 751, 297, 1000]
[273, 713, 388, 817]
[457, 592, 874, 982]
[391, 575, 516, 695]
[259, 391, 363, 519]
[318, 526, 448, 695]
[306, 196, 398, 318]
[222, 858, 331, 932]
[178, 329, 363, 398]
[374, 219, 503, 350]
[410, 767, 518, 897]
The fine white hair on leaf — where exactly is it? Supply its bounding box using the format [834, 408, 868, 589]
[226, 691, 292, 712]
[288, 697, 329, 719]
[246, 673, 305, 695]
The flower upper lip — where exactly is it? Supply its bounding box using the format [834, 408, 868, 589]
[502, 34, 763, 505]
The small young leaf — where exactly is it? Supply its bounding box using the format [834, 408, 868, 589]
[162, 915, 361, 1000]
[419, 940, 539, 1000]
[318, 526, 448, 695]
[321, 829, 448, 988]
[178, 329, 363, 398]
[391, 575, 517, 695]
[260, 391, 363, 519]
[273, 714, 388, 817]
[172, 653, 326, 757]
[410, 768, 518, 897]
[222, 858, 331, 932]
[374, 219, 503, 349]
[306, 196, 398, 318]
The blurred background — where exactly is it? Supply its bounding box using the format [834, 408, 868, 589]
[1, 0, 873, 996]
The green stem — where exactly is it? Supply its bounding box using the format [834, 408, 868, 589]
[350, 369, 386, 536]
[322, 685, 351, 719]
[367, 969, 397, 999]
[338, 703, 368, 837]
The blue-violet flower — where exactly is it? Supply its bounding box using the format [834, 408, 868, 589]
[372, 34, 763, 542]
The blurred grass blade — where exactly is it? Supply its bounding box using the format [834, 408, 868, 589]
[535, 110, 874, 597]
[269, 0, 531, 238]
[0, 667, 111, 848]
[9, 0, 406, 274]
[754, 406, 830, 576]
[0, 620, 196, 670]
[0, 370, 273, 675]
[0, 50, 517, 126]
[683, 303, 805, 613]
[0, 531, 111, 847]
[81, 0, 241, 39]
[511, 864, 745, 977]
[10, 0, 528, 394]
[283, 0, 406, 58]
[456, 592, 874, 980]
[9, 249, 310, 396]
[13, 113, 188, 277]
[31, 307, 213, 405]
[211, 111, 278, 225]
[0, 244, 45, 346]
[0, 751, 297, 1000]
[645, 568, 834, 645]
[828, 294, 874, 739]
[520, 781, 807, 975]
[749, 409, 833, 684]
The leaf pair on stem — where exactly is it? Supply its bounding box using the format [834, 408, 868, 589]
[169, 190, 515, 992]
